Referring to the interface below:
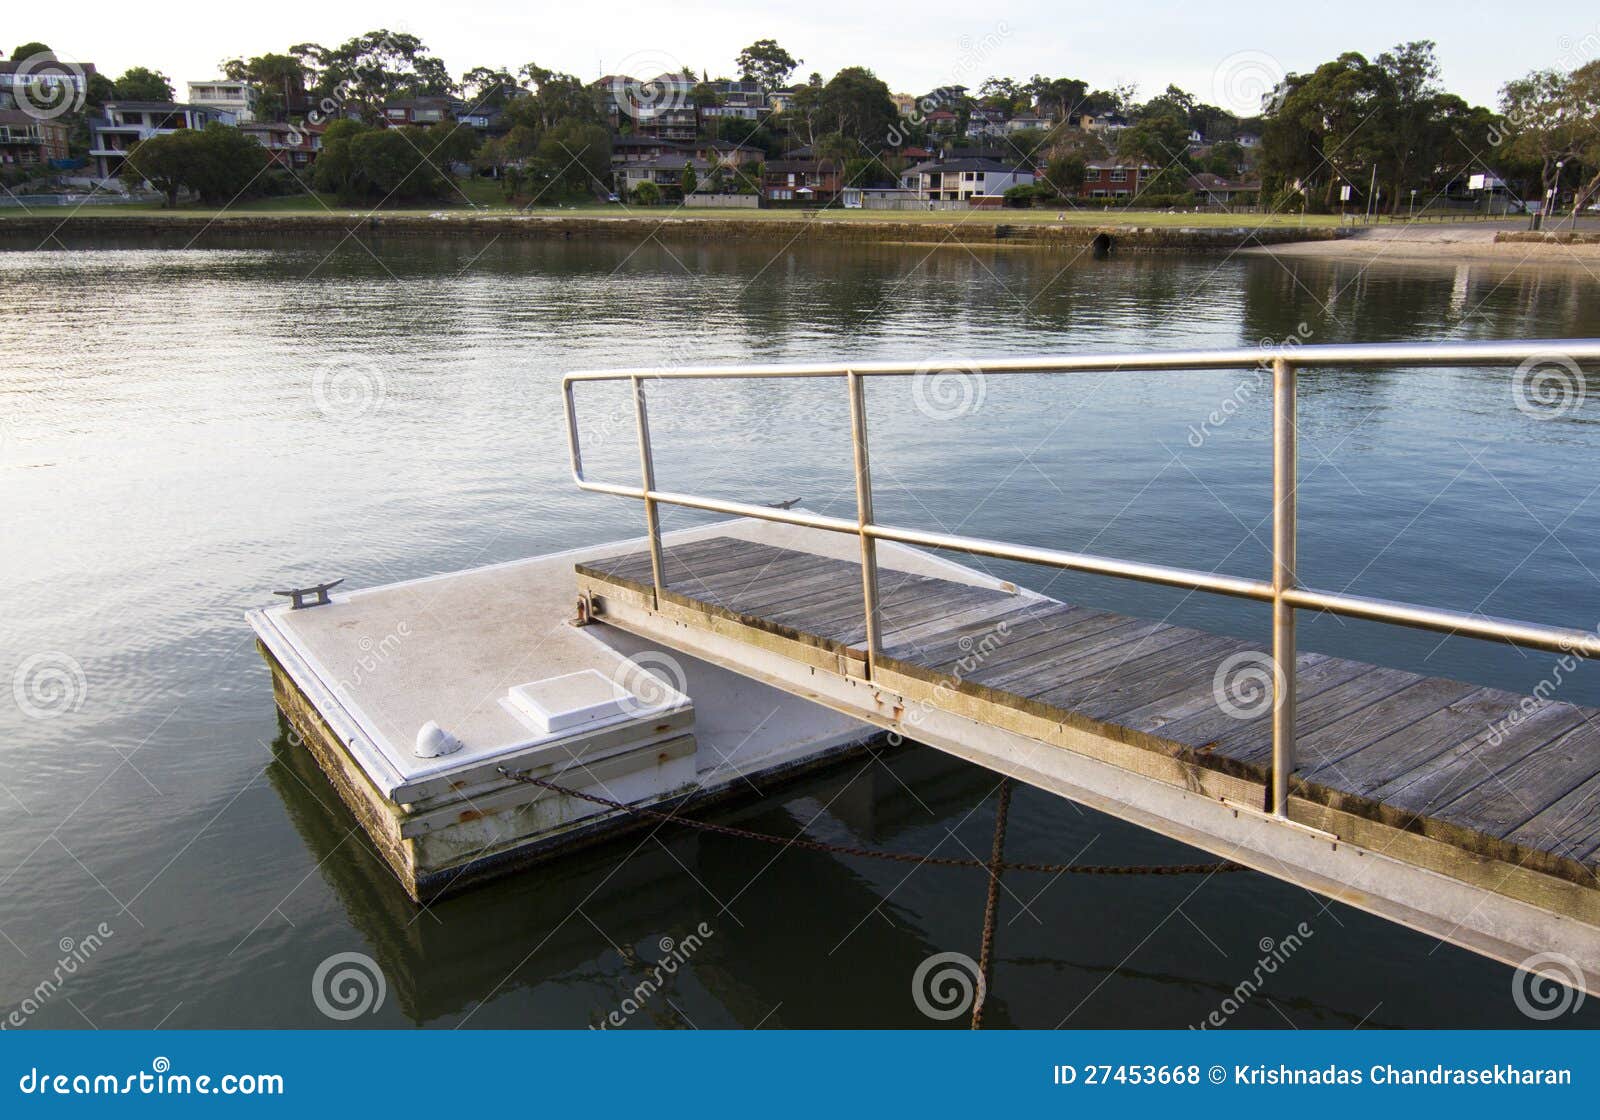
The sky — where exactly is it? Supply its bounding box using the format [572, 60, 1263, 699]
[13, 0, 1597, 111]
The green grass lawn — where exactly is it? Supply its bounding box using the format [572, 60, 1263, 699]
[1, 181, 1347, 228]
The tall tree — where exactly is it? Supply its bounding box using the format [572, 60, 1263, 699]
[311, 30, 453, 118]
[221, 52, 311, 120]
[819, 67, 896, 148]
[113, 67, 174, 102]
[737, 39, 800, 92]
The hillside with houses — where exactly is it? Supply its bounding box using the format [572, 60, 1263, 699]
[1, 31, 1595, 217]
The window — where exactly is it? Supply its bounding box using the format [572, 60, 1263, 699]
[1110, 169, 1127, 182]
[963, 171, 976, 181]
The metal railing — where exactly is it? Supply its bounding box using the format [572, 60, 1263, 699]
[564, 340, 1600, 817]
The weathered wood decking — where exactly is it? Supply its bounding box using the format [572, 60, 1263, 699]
[577, 535, 1600, 894]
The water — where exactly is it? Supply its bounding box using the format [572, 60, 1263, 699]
[1, 232, 1597, 1028]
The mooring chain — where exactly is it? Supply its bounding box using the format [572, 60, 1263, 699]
[498, 768, 1244, 877]
[972, 777, 1014, 1030]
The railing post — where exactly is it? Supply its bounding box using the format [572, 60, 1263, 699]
[632, 375, 665, 609]
[1271, 358, 1297, 818]
[847, 370, 883, 677]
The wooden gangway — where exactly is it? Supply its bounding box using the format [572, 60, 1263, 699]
[563, 342, 1600, 990]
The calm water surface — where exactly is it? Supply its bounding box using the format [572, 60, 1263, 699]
[1, 232, 1597, 1028]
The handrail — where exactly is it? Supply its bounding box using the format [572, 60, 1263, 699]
[563, 340, 1600, 818]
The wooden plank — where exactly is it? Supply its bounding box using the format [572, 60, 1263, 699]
[919, 606, 1127, 677]
[1071, 634, 1254, 725]
[1209, 665, 1424, 768]
[974, 617, 1174, 694]
[1294, 676, 1484, 781]
[1114, 652, 1332, 736]
[1017, 627, 1228, 704]
[1299, 687, 1517, 797]
[1435, 714, 1600, 838]
[877, 596, 1037, 655]
[1367, 701, 1590, 823]
[577, 539, 1600, 891]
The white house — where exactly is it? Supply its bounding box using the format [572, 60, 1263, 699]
[90, 102, 236, 178]
[186, 79, 259, 122]
[901, 157, 1035, 202]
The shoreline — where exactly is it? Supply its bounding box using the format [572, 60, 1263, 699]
[1247, 228, 1600, 267]
[0, 210, 1346, 254]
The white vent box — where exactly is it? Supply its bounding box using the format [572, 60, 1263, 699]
[505, 670, 641, 735]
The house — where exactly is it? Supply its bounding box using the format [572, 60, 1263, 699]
[611, 136, 691, 165]
[1235, 131, 1261, 149]
[1005, 115, 1052, 133]
[89, 102, 235, 178]
[381, 97, 455, 127]
[762, 159, 842, 203]
[840, 186, 920, 208]
[891, 93, 918, 116]
[1079, 160, 1156, 198]
[901, 157, 1035, 202]
[767, 88, 800, 113]
[1081, 112, 1129, 135]
[0, 109, 71, 167]
[187, 79, 259, 123]
[0, 57, 96, 113]
[700, 79, 766, 120]
[924, 109, 958, 134]
[1186, 172, 1260, 206]
[240, 120, 323, 170]
[616, 154, 713, 196]
[692, 139, 764, 168]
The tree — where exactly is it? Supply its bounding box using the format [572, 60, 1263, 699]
[506, 64, 598, 132]
[680, 165, 698, 195]
[534, 120, 611, 198]
[1498, 62, 1600, 212]
[737, 39, 800, 92]
[11, 42, 51, 60]
[819, 67, 896, 148]
[632, 180, 661, 205]
[119, 122, 268, 206]
[221, 53, 311, 121]
[462, 66, 521, 110]
[113, 67, 174, 101]
[312, 30, 453, 119]
[1043, 154, 1086, 195]
[1026, 75, 1090, 121]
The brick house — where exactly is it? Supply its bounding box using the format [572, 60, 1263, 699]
[1079, 160, 1156, 199]
[762, 159, 842, 203]
[0, 109, 70, 168]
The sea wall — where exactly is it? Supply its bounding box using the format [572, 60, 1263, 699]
[0, 211, 1349, 253]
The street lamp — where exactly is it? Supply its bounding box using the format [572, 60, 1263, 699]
[1409, 188, 1417, 219]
